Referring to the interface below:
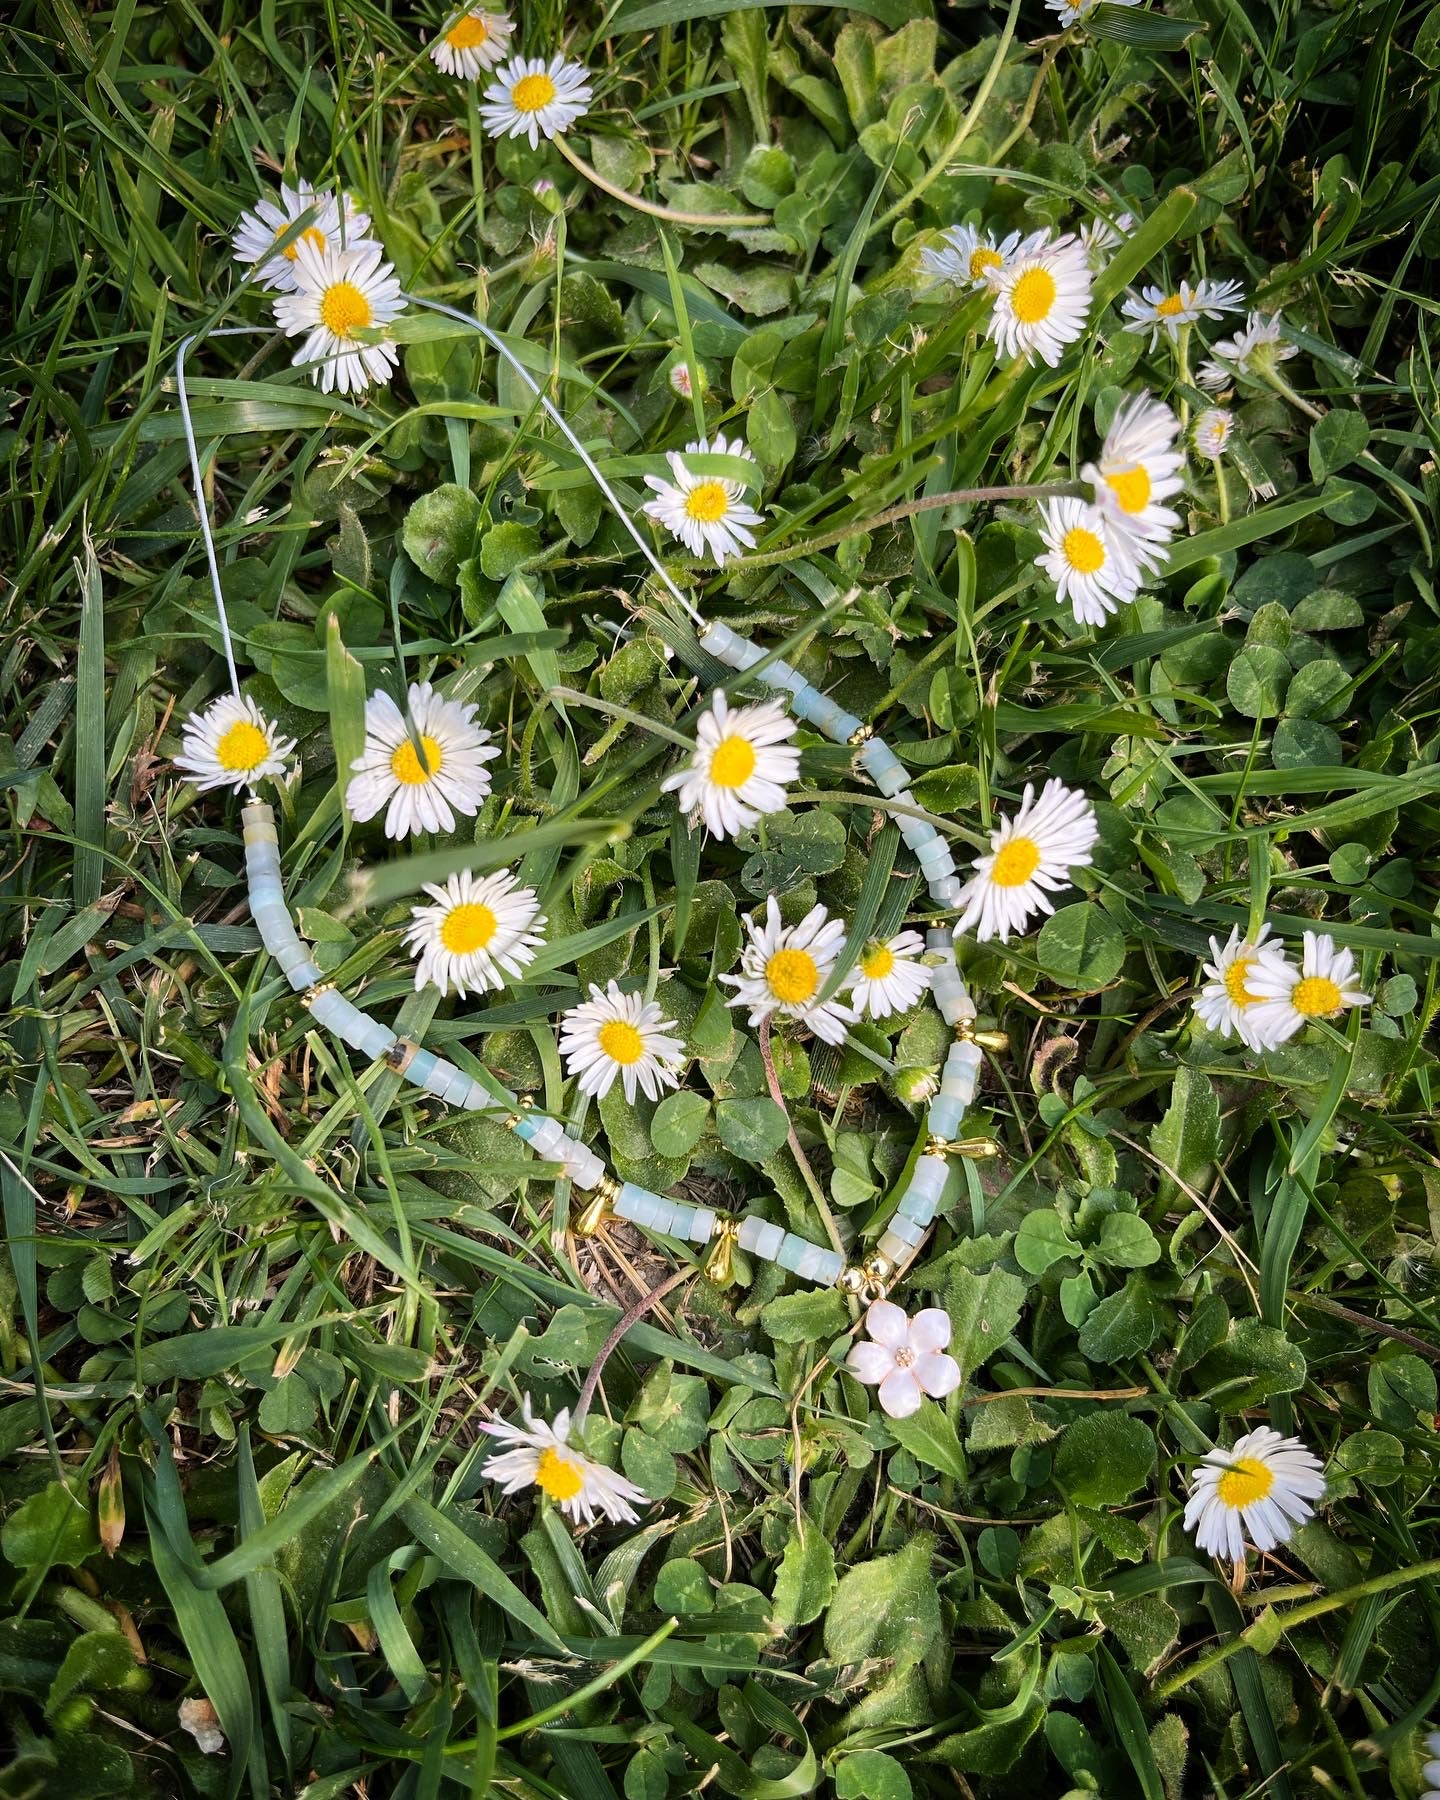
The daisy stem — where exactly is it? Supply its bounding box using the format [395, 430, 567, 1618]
[552, 136, 771, 229]
[715, 482, 1089, 573]
[759, 1014, 846, 1259]
[1216, 457, 1230, 525]
[549, 685, 698, 750]
[571, 1262, 698, 1427]
[1151, 1555, 1440, 1700]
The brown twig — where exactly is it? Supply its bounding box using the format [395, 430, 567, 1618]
[572, 1264, 698, 1426]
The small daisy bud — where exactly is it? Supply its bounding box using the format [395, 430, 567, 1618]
[894, 1066, 939, 1104]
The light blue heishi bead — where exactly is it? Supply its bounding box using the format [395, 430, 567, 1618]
[285, 958, 324, 992]
[897, 817, 938, 851]
[885, 1212, 929, 1249]
[406, 1049, 438, 1088]
[917, 838, 954, 870]
[689, 1207, 717, 1243]
[910, 1155, 949, 1201]
[926, 1093, 966, 1139]
[667, 1200, 698, 1238]
[737, 1216, 784, 1261]
[877, 1228, 912, 1267]
[355, 1017, 397, 1061]
[929, 875, 964, 907]
[513, 1112, 541, 1141]
[896, 1188, 941, 1228]
[763, 658, 809, 695]
[775, 1232, 815, 1274]
[699, 621, 745, 667]
[805, 1245, 846, 1285]
[859, 740, 909, 797]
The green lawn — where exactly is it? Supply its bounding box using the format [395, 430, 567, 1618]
[3, 0, 1440, 1796]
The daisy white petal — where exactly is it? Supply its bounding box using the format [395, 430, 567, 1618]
[643, 433, 765, 565]
[954, 779, 1099, 944]
[1122, 277, 1246, 348]
[848, 930, 931, 1019]
[1046, 0, 1138, 24]
[1036, 494, 1143, 627]
[1080, 210, 1136, 267]
[720, 896, 858, 1044]
[174, 694, 297, 795]
[346, 681, 500, 840]
[1193, 407, 1235, 457]
[1193, 924, 1293, 1050]
[1197, 310, 1298, 391]
[1184, 1425, 1326, 1564]
[479, 54, 592, 148]
[921, 224, 1041, 290]
[1243, 930, 1371, 1042]
[403, 867, 545, 998]
[660, 689, 799, 840]
[482, 1396, 647, 1526]
[987, 233, 1093, 366]
[273, 238, 407, 395]
[429, 8, 514, 78]
[1081, 392, 1185, 574]
[231, 181, 372, 293]
[558, 980, 685, 1103]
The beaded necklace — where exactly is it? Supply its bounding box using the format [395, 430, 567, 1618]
[180, 294, 1009, 1314]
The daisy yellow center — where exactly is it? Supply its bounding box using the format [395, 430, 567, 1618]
[390, 733, 443, 785]
[1010, 267, 1057, 324]
[708, 734, 757, 788]
[1215, 1457, 1274, 1509]
[320, 281, 373, 337]
[684, 480, 731, 524]
[280, 224, 327, 260]
[1062, 526, 1106, 574]
[216, 720, 270, 772]
[1156, 293, 1186, 318]
[766, 947, 819, 1005]
[446, 14, 489, 47]
[511, 72, 557, 112]
[970, 247, 1002, 280]
[990, 836, 1042, 888]
[597, 1019, 645, 1066]
[1105, 465, 1152, 514]
[1223, 956, 1259, 1008]
[861, 944, 896, 980]
[1291, 975, 1343, 1017]
[535, 1447, 585, 1502]
[440, 903, 498, 955]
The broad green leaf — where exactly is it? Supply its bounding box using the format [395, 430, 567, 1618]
[886, 1400, 967, 1479]
[1054, 1412, 1156, 1507]
[945, 1265, 1026, 1372]
[772, 1517, 837, 1630]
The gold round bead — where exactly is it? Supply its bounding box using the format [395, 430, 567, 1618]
[848, 723, 874, 747]
[862, 1252, 894, 1283]
[837, 1265, 867, 1296]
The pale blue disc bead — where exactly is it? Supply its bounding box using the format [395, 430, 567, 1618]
[763, 658, 810, 696]
[877, 1228, 913, 1267]
[909, 1155, 949, 1201]
[897, 816, 939, 851]
[929, 875, 965, 907]
[689, 1207, 717, 1244]
[926, 928, 954, 956]
[698, 621, 751, 668]
[737, 1216, 784, 1261]
[926, 1093, 966, 1139]
[896, 1188, 941, 1228]
[354, 1017, 398, 1062]
[859, 739, 909, 797]
[885, 1213, 929, 1250]
[284, 958, 324, 991]
[406, 1048, 438, 1087]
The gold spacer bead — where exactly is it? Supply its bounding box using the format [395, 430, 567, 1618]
[837, 1265, 867, 1296]
[301, 981, 335, 1009]
[924, 1134, 950, 1160]
[848, 723, 874, 747]
[862, 1252, 893, 1284]
[703, 1214, 742, 1284]
[926, 1134, 1002, 1161]
[573, 1188, 614, 1237]
[954, 1018, 1009, 1052]
[385, 1036, 419, 1073]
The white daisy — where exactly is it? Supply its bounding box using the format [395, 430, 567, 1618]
[1081, 392, 1185, 572]
[1422, 1729, 1440, 1800]
[1244, 931, 1371, 1044]
[1080, 210, 1135, 266]
[1183, 1425, 1326, 1564]
[1194, 924, 1294, 1051]
[721, 896, 858, 1045]
[845, 1300, 961, 1421]
[987, 234, 1093, 366]
[273, 238, 407, 396]
[429, 8, 513, 78]
[1198, 310, 1298, 390]
[173, 694, 296, 795]
[954, 779, 1099, 944]
[481, 1395, 647, 1527]
[1122, 277, 1246, 347]
[1036, 495, 1144, 627]
[660, 690, 799, 840]
[666, 360, 706, 399]
[558, 981, 685, 1103]
[848, 930, 932, 1020]
[1193, 407, 1234, 458]
[921, 224, 1039, 290]
[642, 433, 765, 565]
[404, 867, 546, 998]
[1046, 0, 1139, 25]
[479, 54, 593, 148]
[346, 682, 501, 839]
[231, 182, 371, 293]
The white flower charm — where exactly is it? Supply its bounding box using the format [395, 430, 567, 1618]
[1198, 310, 1298, 390]
[174, 694, 296, 795]
[848, 930, 932, 1020]
[346, 682, 500, 839]
[1244, 931, 1371, 1044]
[954, 779, 1099, 944]
[643, 433, 765, 564]
[922, 224, 1038, 290]
[1035, 495, 1142, 627]
[1121, 276, 1246, 347]
[479, 54, 593, 147]
[1046, 0, 1139, 24]
[721, 896, 858, 1044]
[404, 868, 546, 998]
[1194, 925, 1294, 1051]
[558, 981, 686, 1103]
[1184, 1425, 1326, 1564]
[429, 8, 513, 78]
[231, 181, 371, 293]
[1081, 393, 1185, 574]
[1193, 407, 1234, 459]
[846, 1300, 961, 1420]
[273, 238, 407, 396]
[986, 234, 1092, 366]
[481, 1396, 647, 1526]
[660, 690, 800, 840]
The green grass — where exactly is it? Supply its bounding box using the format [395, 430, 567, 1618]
[3, 0, 1440, 1796]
